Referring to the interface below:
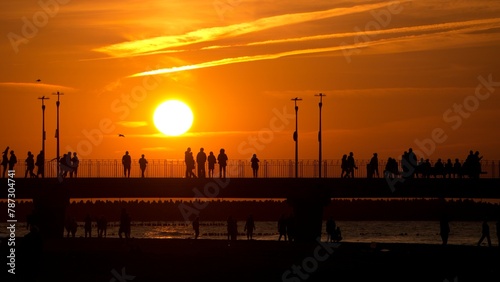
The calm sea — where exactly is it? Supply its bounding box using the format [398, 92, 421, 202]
[1, 220, 498, 246]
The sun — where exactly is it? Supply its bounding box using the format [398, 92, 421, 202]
[153, 100, 193, 136]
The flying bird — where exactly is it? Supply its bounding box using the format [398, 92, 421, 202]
[118, 134, 125, 137]
[36, 79, 41, 82]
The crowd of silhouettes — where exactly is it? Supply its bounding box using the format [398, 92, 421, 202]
[341, 152, 358, 178]
[183, 147, 229, 179]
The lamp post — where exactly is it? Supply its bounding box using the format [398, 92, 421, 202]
[291, 97, 302, 178]
[38, 96, 49, 177]
[315, 93, 326, 178]
[53, 91, 64, 176]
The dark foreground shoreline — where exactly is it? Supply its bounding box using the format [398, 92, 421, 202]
[2, 237, 500, 282]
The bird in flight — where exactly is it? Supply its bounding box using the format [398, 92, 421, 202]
[118, 134, 125, 137]
[36, 79, 41, 82]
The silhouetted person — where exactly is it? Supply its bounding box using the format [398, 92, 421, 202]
[244, 214, 256, 240]
[65, 216, 77, 238]
[333, 226, 343, 242]
[434, 158, 445, 178]
[119, 208, 131, 240]
[193, 216, 200, 239]
[59, 153, 69, 178]
[326, 216, 336, 242]
[346, 152, 358, 178]
[207, 151, 216, 178]
[25, 151, 36, 178]
[139, 154, 148, 178]
[35, 150, 44, 178]
[407, 148, 417, 178]
[8, 150, 17, 171]
[217, 148, 228, 179]
[196, 148, 207, 178]
[2, 146, 9, 178]
[444, 159, 453, 178]
[440, 214, 450, 245]
[453, 158, 462, 178]
[84, 214, 92, 238]
[340, 154, 348, 178]
[122, 151, 132, 177]
[227, 216, 237, 241]
[185, 147, 196, 178]
[97, 215, 107, 238]
[278, 214, 287, 241]
[477, 220, 492, 247]
[384, 157, 398, 179]
[496, 219, 500, 247]
[251, 154, 260, 178]
[70, 152, 79, 178]
[368, 153, 379, 178]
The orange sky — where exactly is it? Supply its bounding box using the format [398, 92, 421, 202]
[1, 0, 500, 163]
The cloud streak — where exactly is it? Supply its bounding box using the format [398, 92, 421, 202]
[129, 18, 500, 77]
[94, 1, 404, 57]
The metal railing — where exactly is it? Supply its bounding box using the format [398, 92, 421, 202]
[11, 159, 500, 179]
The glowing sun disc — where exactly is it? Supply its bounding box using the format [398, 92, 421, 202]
[153, 100, 193, 136]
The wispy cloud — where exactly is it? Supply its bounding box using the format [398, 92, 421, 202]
[94, 1, 404, 57]
[0, 82, 76, 92]
[116, 121, 148, 128]
[130, 18, 500, 77]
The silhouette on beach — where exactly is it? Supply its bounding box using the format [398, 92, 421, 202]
[122, 151, 132, 178]
[196, 148, 207, 178]
[496, 219, 500, 247]
[217, 148, 228, 179]
[65, 216, 77, 238]
[119, 208, 132, 240]
[439, 214, 450, 245]
[185, 147, 196, 178]
[207, 151, 216, 178]
[227, 216, 237, 241]
[139, 154, 148, 178]
[193, 216, 200, 239]
[477, 219, 492, 247]
[251, 154, 260, 178]
[278, 214, 287, 241]
[97, 215, 107, 238]
[244, 214, 256, 240]
[84, 214, 92, 238]
[326, 216, 336, 242]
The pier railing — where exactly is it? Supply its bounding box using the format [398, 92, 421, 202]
[14, 159, 500, 179]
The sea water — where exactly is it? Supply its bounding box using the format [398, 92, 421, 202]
[1, 220, 498, 246]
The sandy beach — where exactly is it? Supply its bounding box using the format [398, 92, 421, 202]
[3, 236, 499, 282]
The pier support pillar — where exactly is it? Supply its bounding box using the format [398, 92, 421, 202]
[31, 180, 69, 239]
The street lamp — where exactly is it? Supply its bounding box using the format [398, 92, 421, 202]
[315, 93, 326, 178]
[38, 96, 49, 178]
[53, 91, 64, 176]
[291, 97, 302, 178]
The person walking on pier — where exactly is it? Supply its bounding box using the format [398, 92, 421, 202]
[251, 154, 260, 178]
[35, 150, 45, 178]
[185, 147, 196, 178]
[207, 151, 216, 178]
[347, 152, 357, 178]
[139, 154, 148, 178]
[25, 151, 36, 178]
[8, 150, 17, 171]
[70, 152, 79, 178]
[217, 148, 228, 179]
[196, 148, 207, 178]
[2, 146, 9, 178]
[122, 151, 132, 178]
